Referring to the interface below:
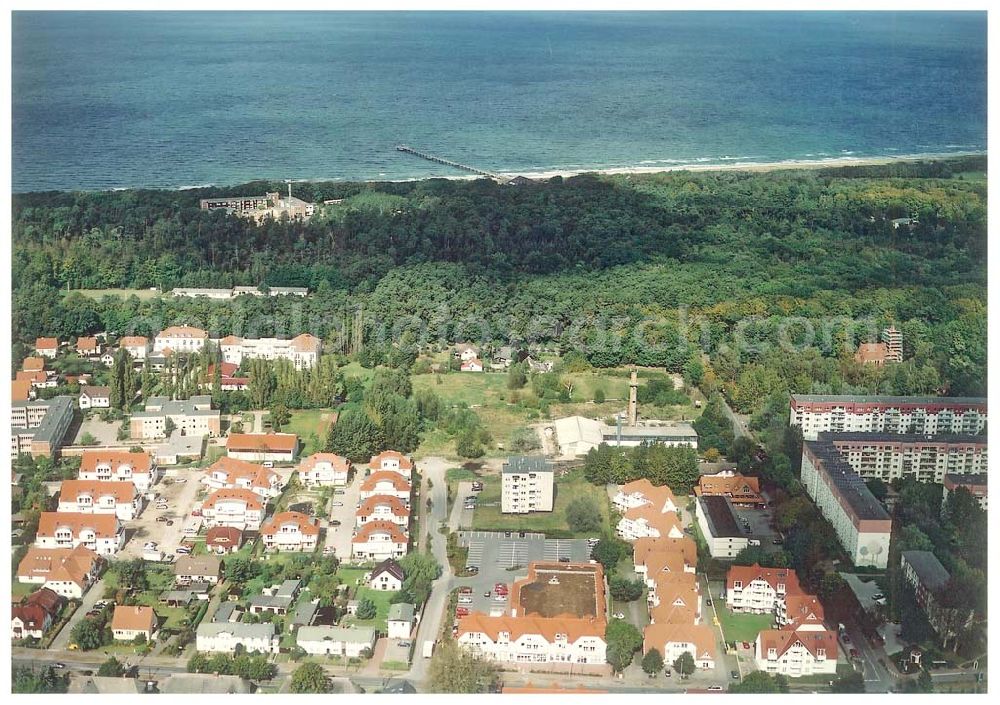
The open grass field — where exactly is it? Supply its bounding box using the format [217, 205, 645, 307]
[714, 604, 775, 643]
[284, 409, 337, 456]
[471, 468, 613, 537]
[342, 586, 399, 632]
[66, 288, 163, 300]
[410, 371, 509, 406]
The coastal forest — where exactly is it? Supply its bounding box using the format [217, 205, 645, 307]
[12, 156, 988, 418]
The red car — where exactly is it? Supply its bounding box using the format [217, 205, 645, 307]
[458, 587, 472, 595]
[494, 583, 506, 591]
[456, 607, 470, 617]
[850, 648, 860, 660]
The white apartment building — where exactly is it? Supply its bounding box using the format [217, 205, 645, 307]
[801, 442, 892, 569]
[368, 450, 414, 480]
[754, 623, 838, 678]
[457, 614, 607, 665]
[35, 512, 124, 556]
[196, 622, 279, 654]
[77, 450, 160, 493]
[356, 495, 410, 528]
[203, 457, 284, 498]
[261, 512, 320, 552]
[202, 488, 265, 531]
[824, 432, 987, 484]
[16, 546, 102, 599]
[789, 395, 987, 441]
[57, 480, 141, 521]
[153, 325, 209, 353]
[725, 564, 803, 614]
[351, 521, 408, 561]
[297, 626, 376, 657]
[501, 456, 554, 514]
[359, 471, 412, 504]
[218, 334, 321, 369]
[130, 395, 221, 440]
[297, 453, 351, 487]
[119, 336, 151, 360]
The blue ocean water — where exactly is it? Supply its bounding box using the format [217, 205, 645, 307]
[12, 11, 987, 192]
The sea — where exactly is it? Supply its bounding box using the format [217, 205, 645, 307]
[11, 11, 987, 193]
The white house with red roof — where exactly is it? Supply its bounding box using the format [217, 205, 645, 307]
[356, 495, 410, 528]
[78, 450, 159, 493]
[725, 564, 804, 615]
[16, 545, 102, 599]
[297, 453, 351, 487]
[57, 480, 141, 521]
[35, 512, 124, 555]
[34, 337, 60, 358]
[754, 621, 838, 677]
[352, 520, 408, 561]
[460, 358, 484, 372]
[261, 511, 320, 552]
[119, 336, 151, 360]
[359, 471, 412, 504]
[203, 457, 284, 498]
[218, 333, 322, 369]
[154, 326, 209, 353]
[202, 488, 265, 531]
[368, 450, 413, 480]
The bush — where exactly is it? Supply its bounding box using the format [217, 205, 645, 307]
[565, 497, 602, 533]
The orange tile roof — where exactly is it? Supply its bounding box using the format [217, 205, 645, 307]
[16, 370, 46, 384]
[634, 536, 698, 570]
[158, 326, 208, 339]
[22, 357, 45, 372]
[726, 563, 803, 595]
[227, 433, 298, 453]
[76, 337, 99, 352]
[261, 511, 320, 537]
[855, 342, 889, 365]
[695, 472, 762, 500]
[646, 551, 693, 581]
[621, 478, 679, 509]
[458, 612, 606, 645]
[357, 494, 410, 518]
[111, 605, 156, 633]
[12, 379, 32, 402]
[79, 450, 154, 475]
[368, 450, 413, 471]
[352, 520, 407, 544]
[361, 471, 411, 493]
[35, 337, 59, 350]
[643, 622, 717, 661]
[206, 456, 279, 489]
[219, 335, 243, 345]
[16, 545, 101, 589]
[37, 512, 120, 539]
[290, 333, 321, 352]
[650, 599, 698, 625]
[205, 526, 244, 548]
[119, 336, 149, 347]
[783, 594, 826, 628]
[299, 453, 351, 472]
[60, 480, 136, 504]
[623, 502, 683, 534]
[203, 488, 263, 511]
[758, 625, 838, 661]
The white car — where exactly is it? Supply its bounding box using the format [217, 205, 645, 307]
[614, 612, 625, 619]
[458, 596, 473, 604]
[176, 546, 192, 555]
[332, 502, 344, 507]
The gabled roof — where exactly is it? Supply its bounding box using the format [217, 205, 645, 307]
[643, 622, 717, 661]
[12, 379, 32, 402]
[174, 555, 222, 576]
[634, 536, 698, 570]
[22, 357, 45, 371]
[119, 336, 149, 347]
[901, 550, 950, 592]
[371, 558, 405, 582]
[388, 602, 415, 622]
[695, 472, 762, 499]
[623, 502, 683, 535]
[157, 326, 208, 339]
[205, 526, 244, 547]
[59, 480, 136, 504]
[111, 605, 156, 633]
[76, 337, 99, 352]
[35, 337, 59, 350]
[227, 433, 298, 453]
[22, 586, 65, 615]
[726, 563, 803, 595]
[299, 453, 351, 473]
[361, 471, 411, 493]
[261, 511, 320, 536]
[290, 333, 322, 352]
[16, 545, 101, 589]
[357, 494, 410, 518]
[203, 488, 263, 511]
[206, 456, 280, 489]
[619, 478, 679, 510]
[353, 520, 407, 544]
[369, 450, 414, 471]
[783, 594, 826, 629]
[37, 512, 120, 538]
[80, 450, 153, 474]
[758, 625, 838, 661]
[80, 385, 112, 399]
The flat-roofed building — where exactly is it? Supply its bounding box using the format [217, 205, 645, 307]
[695, 495, 753, 559]
[790, 394, 987, 440]
[601, 421, 698, 449]
[130, 395, 220, 440]
[501, 456, 554, 514]
[11, 395, 75, 459]
[821, 432, 987, 484]
[801, 441, 892, 569]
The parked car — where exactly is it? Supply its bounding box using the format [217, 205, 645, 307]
[191, 509, 202, 517]
[398, 641, 411, 648]
[731, 671, 740, 679]
[706, 598, 713, 606]
[334, 489, 346, 495]
[558, 556, 570, 562]
[464, 505, 475, 510]
[842, 634, 851, 644]
[708, 686, 724, 691]
[613, 612, 625, 619]
[458, 596, 473, 604]
[456, 607, 470, 617]
[173, 478, 187, 484]
[483, 590, 492, 597]
[332, 502, 344, 507]
[772, 538, 783, 545]
[466, 566, 479, 574]
[494, 594, 507, 601]
[53, 663, 66, 669]
[166, 520, 174, 526]
[850, 648, 860, 659]
[155, 516, 168, 523]
[504, 531, 512, 538]
[663, 669, 671, 677]
[176, 546, 191, 554]
[458, 587, 472, 595]
[262, 461, 274, 468]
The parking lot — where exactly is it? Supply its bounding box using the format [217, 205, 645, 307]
[118, 470, 203, 558]
[323, 471, 364, 559]
[71, 417, 121, 446]
[731, 506, 781, 551]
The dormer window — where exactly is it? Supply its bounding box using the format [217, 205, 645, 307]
[817, 648, 826, 659]
[733, 581, 743, 589]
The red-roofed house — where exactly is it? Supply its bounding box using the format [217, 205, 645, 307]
[205, 526, 245, 554]
[356, 494, 410, 528]
[22, 357, 45, 372]
[76, 337, 101, 357]
[261, 511, 320, 552]
[298, 453, 351, 487]
[226, 433, 299, 463]
[35, 512, 124, 555]
[754, 622, 838, 677]
[154, 326, 208, 353]
[79, 450, 159, 492]
[11, 588, 65, 640]
[12, 379, 33, 403]
[855, 342, 889, 367]
[352, 520, 408, 561]
[359, 471, 412, 503]
[643, 622, 717, 670]
[111, 605, 158, 642]
[16, 546, 102, 599]
[120, 336, 151, 360]
[202, 488, 265, 530]
[57, 480, 140, 520]
[460, 358, 484, 372]
[203, 456, 284, 498]
[368, 450, 414, 480]
[35, 337, 60, 358]
[695, 470, 765, 508]
[726, 564, 803, 614]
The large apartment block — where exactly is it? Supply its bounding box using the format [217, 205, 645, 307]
[218, 334, 321, 369]
[789, 395, 987, 440]
[820, 432, 987, 484]
[11, 395, 75, 459]
[800, 441, 892, 568]
[130, 395, 221, 439]
[501, 456, 554, 514]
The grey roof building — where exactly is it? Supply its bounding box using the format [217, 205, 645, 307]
[388, 602, 415, 623]
[502, 456, 552, 475]
[291, 599, 320, 627]
[901, 551, 950, 593]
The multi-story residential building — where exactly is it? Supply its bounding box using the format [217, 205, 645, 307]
[202, 488, 266, 531]
[130, 395, 221, 440]
[196, 622, 279, 654]
[153, 325, 209, 353]
[754, 621, 838, 678]
[458, 562, 607, 666]
[695, 495, 754, 559]
[617, 502, 685, 542]
[725, 564, 803, 614]
[35, 512, 124, 556]
[648, 571, 702, 624]
[800, 441, 892, 569]
[78, 450, 159, 493]
[351, 520, 408, 561]
[613, 478, 680, 514]
[226, 433, 299, 463]
[16, 545, 102, 599]
[369, 558, 405, 591]
[11, 395, 76, 459]
[900, 550, 974, 642]
[218, 334, 322, 369]
[111, 605, 157, 642]
[202, 456, 283, 498]
[297, 453, 351, 486]
[12, 588, 64, 640]
[643, 622, 717, 670]
[789, 395, 987, 441]
[942, 473, 987, 511]
[356, 495, 410, 528]
[261, 511, 320, 552]
[76, 337, 101, 357]
[35, 337, 60, 358]
[78, 385, 111, 410]
[119, 336, 151, 360]
[57, 480, 141, 521]
[820, 432, 987, 484]
[297, 626, 376, 657]
[633, 536, 698, 591]
[198, 190, 314, 222]
[170, 285, 310, 299]
[368, 450, 414, 480]
[695, 470, 765, 508]
[359, 471, 411, 504]
[501, 456, 554, 514]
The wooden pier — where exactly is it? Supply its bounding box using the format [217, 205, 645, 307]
[396, 144, 508, 182]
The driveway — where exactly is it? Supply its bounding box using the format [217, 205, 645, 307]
[449, 481, 474, 531]
[324, 472, 363, 560]
[50, 578, 106, 650]
[119, 471, 202, 558]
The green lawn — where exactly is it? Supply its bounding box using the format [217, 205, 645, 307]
[471, 468, 612, 537]
[411, 371, 510, 406]
[342, 587, 399, 632]
[66, 288, 163, 301]
[714, 604, 775, 643]
[283, 409, 337, 456]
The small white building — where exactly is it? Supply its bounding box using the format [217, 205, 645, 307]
[387, 603, 416, 639]
[196, 622, 279, 654]
[78, 385, 111, 410]
[695, 496, 753, 559]
[368, 558, 405, 592]
[352, 521, 408, 562]
[296, 625, 376, 657]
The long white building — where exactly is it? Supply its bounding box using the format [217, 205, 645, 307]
[218, 334, 321, 369]
[789, 394, 987, 440]
[819, 432, 987, 484]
